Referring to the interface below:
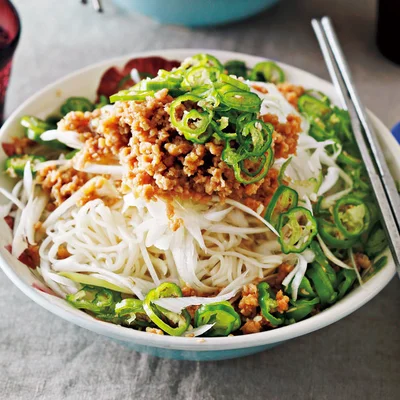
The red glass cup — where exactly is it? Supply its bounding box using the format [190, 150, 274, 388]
[0, 0, 20, 125]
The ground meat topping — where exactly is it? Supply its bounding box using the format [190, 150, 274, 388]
[54, 86, 301, 209]
[37, 165, 92, 206]
[277, 83, 305, 108]
[354, 253, 372, 270]
[274, 290, 290, 313]
[238, 283, 259, 317]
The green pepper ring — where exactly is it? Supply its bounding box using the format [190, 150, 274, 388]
[264, 185, 299, 227]
[194, 301, 241, 337]
[317, 218, 359, 249]
[333, 195, 370, 239]
[143, 283, 191, 336]
[277, 206, 318, 254]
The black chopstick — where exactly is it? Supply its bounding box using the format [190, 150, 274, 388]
[311, 17, 400, 276]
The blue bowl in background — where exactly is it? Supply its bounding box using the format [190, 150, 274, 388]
[112, 0, 280, 27]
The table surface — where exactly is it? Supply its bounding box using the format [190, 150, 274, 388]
[1, 0, 400, 399]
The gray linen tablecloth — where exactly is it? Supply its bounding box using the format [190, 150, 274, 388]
[1, 1, 399, 399]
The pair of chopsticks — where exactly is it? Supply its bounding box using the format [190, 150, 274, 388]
[81, 0, 103, 13]
[312, 17, 400, 276]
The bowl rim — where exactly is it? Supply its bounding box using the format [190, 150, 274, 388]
[0, 49, 397, 351]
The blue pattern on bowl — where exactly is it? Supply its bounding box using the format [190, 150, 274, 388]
[112, 0, 280, 27]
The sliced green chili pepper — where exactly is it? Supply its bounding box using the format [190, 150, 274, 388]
[110, 89, 155, 102]
[194, 301, 241, 337]
[60, 97, 94, 115]
[285, 297, 320, 322]
[298, 94, 332, 119]
[239, 155, 266, 176]
[310, 241, 338, 288]
[169, 94, 213, 143]
[336, 269, 357, 300]
[309, 118, 336, 141]
[183, 65, 220, 87]
[365, 226, 387, 257]
[221, 141, 247, 166]
[337, 148, 362, 167]
[317, 218, 359, 249]
[257, 282, 285, 326]
[143, 283, 191, 336]
[333, 107, 354, 143]
[232, 148, 273, 184]
[183, 54, 224, 71]
[115, 298, 150, 327]
[219, 73, 250, 92]
[333, 196, 370, 239]
[237, 119, 273, 156]
[305, 89, 331, 106]
[249, 61, 285, 84]
[277, 156, 292, 185]
[66, 285, 121, 314]
[219, 90, 262, 113]
[285, 276, 316, 299]
[144, 75, 183, 91]
[4, 154, 46, 178]
[45, 115, 61, 126]
[277, 207, 318, 254]
[21, 116, 67, 149]
[224, 60, 247, 78]
[264, 185, 299, 228]
[307, 263, 337, 306]
[95, 95, 110, 109]
[210, 120, 236, 140]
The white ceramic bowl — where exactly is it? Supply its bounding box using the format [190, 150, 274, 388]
[0, 50, 397, 361]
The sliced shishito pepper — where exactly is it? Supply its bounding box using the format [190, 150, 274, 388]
[333, 196, 370, 239]
[336, 269, 357, 300]
[264, 185, 299, 228]
[285, 276, 316, 299]
[184, 53, 224, 71]
[237, 120, 273, 156]
[317, 218, 359, 249]
[298, 94, 332, 119]
[219, 90, 262, 113]
[95, 94, 109, 109]
[20, 115, 67, 149]
[257, 282, 285, 326]
[183, 65, 220, 87]
[233, 149, 273, 184]
[143, 283, 191, 336]
[249, 61, 285, 84]
[277, 207, 318, 254]
[307, 263, 337, 306]
[219, 73, 250, 92]
[366, 226, 387, 257]
[194, 301, 241, 337]
[110, 89, 156, 102]
[60, 97, 95, 115]
[304, 89, 331, 106]
[169, 94, 213, 143]
[285, 297, 320, 322]
[5, 154, 46, 178]
[224, 60, 248, 78]
[66, 285, 121, 314]
[310, 241, 338, 288]
[115, 298, 150, 327]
